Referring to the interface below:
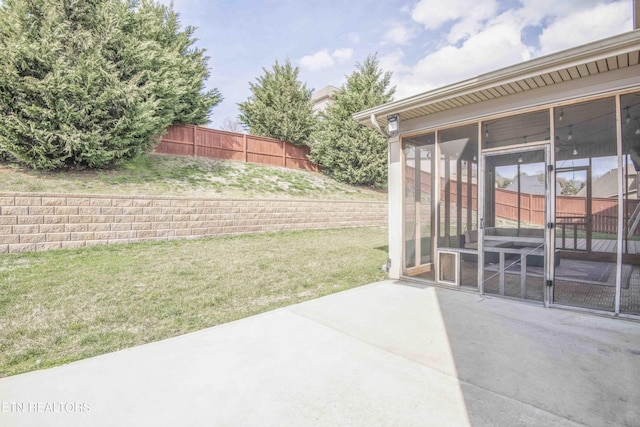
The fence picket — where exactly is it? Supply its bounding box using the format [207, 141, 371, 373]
[156, 125, 319, 172]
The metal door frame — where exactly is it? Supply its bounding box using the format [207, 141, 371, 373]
[479, 142, 553, 306]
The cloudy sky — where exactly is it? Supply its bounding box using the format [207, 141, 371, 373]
[162, 0, 634, 129]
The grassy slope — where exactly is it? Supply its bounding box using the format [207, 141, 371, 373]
[1, 154, 386, 201]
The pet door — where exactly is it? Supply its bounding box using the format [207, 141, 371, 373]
[437, 250, 459, 286]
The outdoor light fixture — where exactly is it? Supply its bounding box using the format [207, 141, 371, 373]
[559, 108, 564, 121]
[625, 106, 632, 124]
[518, 156, 523, 164]
[567, 125, 573, 141]
[387, 115, 399, 136]
[523, 135, 528, 143]
[572, 147, 578, 156]
[484, 124, 489, 138]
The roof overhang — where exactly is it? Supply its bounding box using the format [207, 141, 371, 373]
[354, 29, 640, 132]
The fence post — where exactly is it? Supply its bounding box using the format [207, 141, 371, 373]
[192, 125, 197, 157]
[282, 140, 286, 168]
[243, 134, 248, 163]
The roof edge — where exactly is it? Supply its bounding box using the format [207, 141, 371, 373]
[353, 29, 640, 126]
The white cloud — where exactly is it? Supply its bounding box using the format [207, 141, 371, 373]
[411, 0, 498, 36]
[391, 0, 631, 100]
[332, 48, 354, 62]
[379, 50, 410, 98]
[537, 1, 632, 55]
[300, 50, 334, 71]
[383, 22, 416, 45]
[519, 0, 621, 24]
[300, 48, 353, 71]
[394, 17, 532, 99]
[380, 50, 409, 75]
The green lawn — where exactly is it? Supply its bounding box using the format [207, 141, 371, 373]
[0, 227, 388, 377]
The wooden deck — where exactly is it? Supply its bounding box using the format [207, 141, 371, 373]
[555, 238, 640, 254]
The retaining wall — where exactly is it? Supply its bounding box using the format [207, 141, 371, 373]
[0, 193, 387, 253]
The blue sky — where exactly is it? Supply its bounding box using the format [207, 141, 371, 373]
[161, 0, 634, 129]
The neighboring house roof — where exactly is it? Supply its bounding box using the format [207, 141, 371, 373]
[353, 30, 640, 132]
[504, 175, 561, 195]
[311, 85, 338, 113]
[576, 164, 638, 198]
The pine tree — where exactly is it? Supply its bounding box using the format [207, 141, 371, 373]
[129, 1, 222, 126]
[238, 59, 315, 146]
[309, 54, 395, 187]
[0, 0, 221, 170]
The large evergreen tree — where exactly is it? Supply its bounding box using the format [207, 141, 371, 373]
[309, 54, 395, 187]
[238, 59, 315, 146]
[130, 1, 221, 126]
[0, 0, 221, 170]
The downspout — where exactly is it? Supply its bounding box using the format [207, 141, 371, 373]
[370, 114, 389, 138]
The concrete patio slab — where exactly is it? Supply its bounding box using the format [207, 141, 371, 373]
[0, 280, 639, 426]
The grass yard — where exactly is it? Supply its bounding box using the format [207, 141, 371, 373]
[0, 227, 388, 378]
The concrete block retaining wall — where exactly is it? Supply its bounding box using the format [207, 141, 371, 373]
[0, 193, 387, 253]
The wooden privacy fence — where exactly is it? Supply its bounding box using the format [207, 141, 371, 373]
[494, 189, 545, 225]
[492, 189, 635, 235]
[406, 167, 637, 235]
[155, 125, 319, 171]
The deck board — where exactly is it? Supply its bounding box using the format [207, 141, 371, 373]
[554, 238, 640, 254]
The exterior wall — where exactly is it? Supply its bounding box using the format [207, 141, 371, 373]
[311, 85, 338, 113]
[387, 136, 403, 279]
[0, 193, 387, 254]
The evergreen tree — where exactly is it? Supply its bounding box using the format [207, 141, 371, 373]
[238, 59, 315, 146]
[309, 54, 395, 187]
[130, 1, 221, 125]
[0, 0, 221, 170]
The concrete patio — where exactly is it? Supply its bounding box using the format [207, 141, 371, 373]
[0, 280, 639, 426]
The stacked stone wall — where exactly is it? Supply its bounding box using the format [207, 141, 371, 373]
[0, 193, 387, 253]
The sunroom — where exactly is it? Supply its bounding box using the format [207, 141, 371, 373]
[354, 29, 640, 317]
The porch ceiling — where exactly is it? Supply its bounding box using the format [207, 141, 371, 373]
[354, 30, 640, 131]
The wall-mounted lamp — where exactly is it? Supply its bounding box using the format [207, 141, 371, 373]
[625, 106, 631, 124]
[559, 108, 564, 121]
[567, 125, 573, 141]
[387, 115, 399, 136]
